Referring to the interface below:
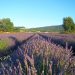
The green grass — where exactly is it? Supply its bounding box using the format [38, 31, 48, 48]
[0, 39, 9, 52]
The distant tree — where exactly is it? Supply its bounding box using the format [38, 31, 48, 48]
[1, 18, 14, 32]
[14, 27, 20, 32]
[63, 17, 75, 32]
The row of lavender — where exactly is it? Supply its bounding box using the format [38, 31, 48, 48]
[0, 34, 75, 75]
[39, 33, 75, 54]
[0, 32, 34, 42]
[40, 33, 75, 42]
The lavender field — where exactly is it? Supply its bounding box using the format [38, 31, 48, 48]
[0, 0, 75, 75]
[0, 33, 75, 75]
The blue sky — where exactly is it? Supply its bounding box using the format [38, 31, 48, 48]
[0, 0, 75, 28]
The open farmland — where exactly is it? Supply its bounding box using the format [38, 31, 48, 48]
[0, 33, 75, 75]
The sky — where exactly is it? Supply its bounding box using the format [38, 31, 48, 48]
[0, 0, 75, 28]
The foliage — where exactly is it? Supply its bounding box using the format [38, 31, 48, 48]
[0, 38, 15, 52]
[0, 18, 26, 32]
[14, 27, 20, 32]
[63, 17, 75, 32]
[0, 39, 8, 51]
[0, 18, 14, 32]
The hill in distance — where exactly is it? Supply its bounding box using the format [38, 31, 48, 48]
[28, 25, 64, 32]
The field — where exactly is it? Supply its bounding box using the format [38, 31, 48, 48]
[0, 32, 75, 75]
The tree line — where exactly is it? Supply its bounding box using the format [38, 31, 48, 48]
[0, 17, 75, 33]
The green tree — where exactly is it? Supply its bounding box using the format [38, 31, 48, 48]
[14, 27, 20, 32]
[0, 21, 7, 31]
[1, 18, 14, 32]
[63, 17, 75, 32]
